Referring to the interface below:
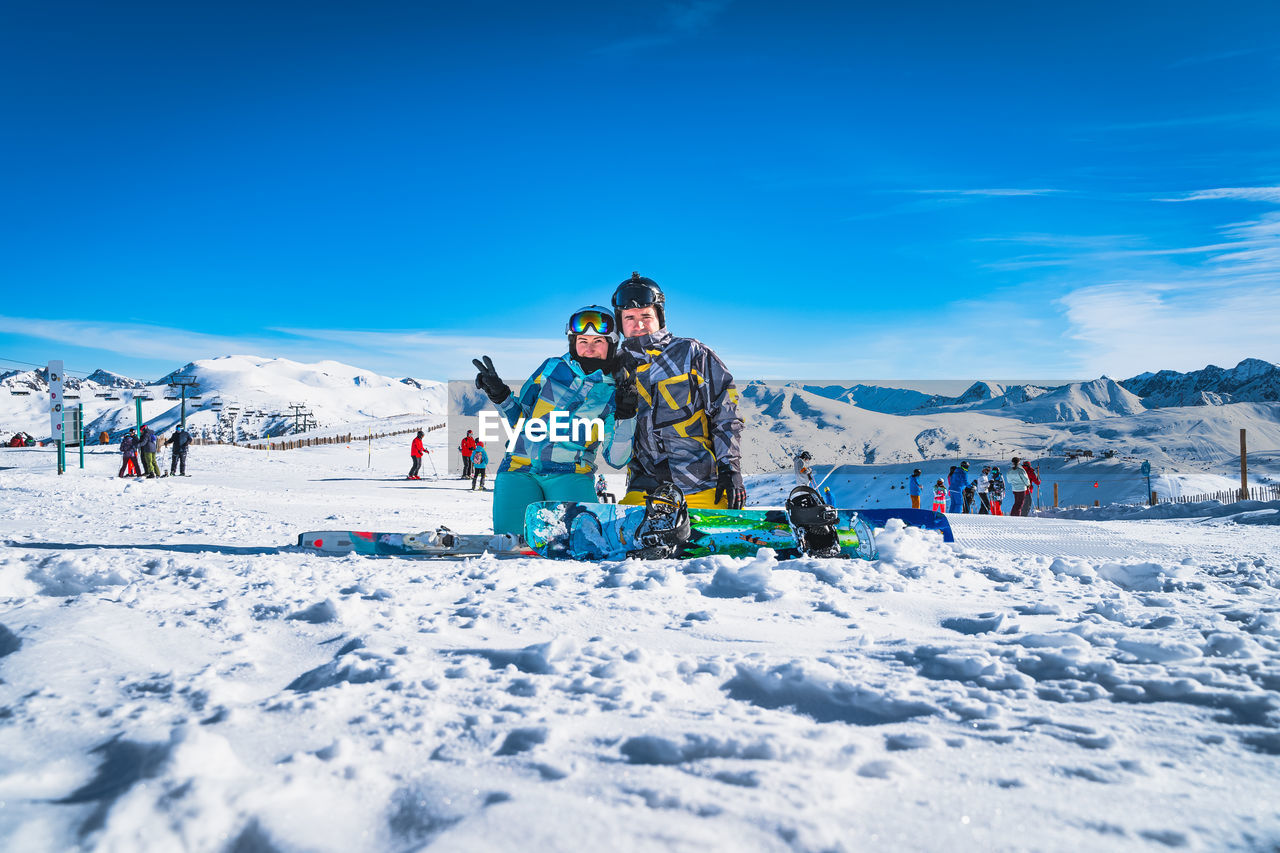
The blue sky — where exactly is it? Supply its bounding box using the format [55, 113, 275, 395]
[2, 0, 1278, 384]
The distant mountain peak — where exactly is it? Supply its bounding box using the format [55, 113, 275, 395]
[1120, 358, 1280, 407]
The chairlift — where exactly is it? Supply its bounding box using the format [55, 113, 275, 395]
[65, 394, 81, 399]
[105, 395, 120, 400]
[10, 390, 30, 396]
[95, 392, 112, 398]
[189, 396, 203, 402]
[165, 395, 180, 400]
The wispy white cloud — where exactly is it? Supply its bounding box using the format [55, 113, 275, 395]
[713, 296, 1069, 380]
[0, 316, 563, 383]
[668, 0, 732, 33]
[912, 188, 1065, 198]
[272, 327, 562, 380]
[0, 316, 286, 365]
[1159, 186, 1280, 204]
[1092, 111, 1276, 132]
[1059, 282, 1280, 376]
[595, 0, 733, 54]
[1168, 47, 1266, 69]
[1057, 208, 1280, 375]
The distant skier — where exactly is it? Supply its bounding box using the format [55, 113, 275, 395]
[612, 272, 745, 509]
[471, 305, 634, 530]
[595, 474, 616, 504]
[118, 428, 140, 478]
[932, 478, 948, 513]
[794, 451, 815, 487]
[408, 430, 427, 480]
[988, 467, 1005, 515]
[138, 425, 160, 478]
[948, 461, 970, 513]
[1020, 459, 1041, 516]
[1007, 457, 1031, 516]
[469, 440, 489, 491]
[154, 432, 168, 475]
[460, 430, 476, 480]
[908, 468, 923, 510]
[975, 466, 992, 514]
[166, 427, 192, 476]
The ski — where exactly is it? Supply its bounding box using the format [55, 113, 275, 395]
[297, 527, 535, 558]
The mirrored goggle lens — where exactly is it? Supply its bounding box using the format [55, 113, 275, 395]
[613, 283, 655, 310]
[569, 310, 615, 336]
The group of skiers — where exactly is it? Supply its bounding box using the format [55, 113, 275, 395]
[454, 430, 490, 490]
[454, 272, 743, 536]
[116, 425, 193, 478]
[907, 458, 1040, 516]
[409, 428, 492, 490]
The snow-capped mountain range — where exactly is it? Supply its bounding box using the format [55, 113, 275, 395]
[799, 358, 1280, 416]
[1, 356, 445, 444]
[1119, 357, 1280, 407]
[3, 356, 1279, 500]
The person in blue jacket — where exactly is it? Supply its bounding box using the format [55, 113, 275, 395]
[948, 461, 970, 513]
[469, 441, 489, 491]
[908, 468, 923, 509]
[472, 305, 636, 535]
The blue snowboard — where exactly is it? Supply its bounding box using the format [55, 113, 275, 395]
[523, 502, 880, 562]
[846, 508, 954, 542]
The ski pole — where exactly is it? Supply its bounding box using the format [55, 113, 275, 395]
[426, 451, 439, 478]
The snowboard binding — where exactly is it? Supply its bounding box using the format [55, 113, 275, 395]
[628, 482, 691, 559]
[785, 486, 842, 558]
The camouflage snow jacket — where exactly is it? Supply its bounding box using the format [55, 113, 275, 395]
[494, 354, 633, 476]
[617, 329, 743, 497]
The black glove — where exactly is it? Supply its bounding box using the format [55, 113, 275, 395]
[472, 355, 511, 405]
[613, 368, 638, 420]
[715, 462, 747, 509]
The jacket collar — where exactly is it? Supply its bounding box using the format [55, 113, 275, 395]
[625, 328, 673, 349]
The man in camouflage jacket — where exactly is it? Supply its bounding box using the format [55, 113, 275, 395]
[611, 272, 746, 509]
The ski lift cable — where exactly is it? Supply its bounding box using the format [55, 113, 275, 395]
[0, 355, 95, 376]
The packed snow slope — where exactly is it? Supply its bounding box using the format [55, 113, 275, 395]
[2, 440, 1279, 851]
[1, 356, 444, 443]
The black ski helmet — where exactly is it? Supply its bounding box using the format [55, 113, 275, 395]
[611, 271, 665, 330]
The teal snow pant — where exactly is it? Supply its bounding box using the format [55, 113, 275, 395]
[492, 469, 598, 537]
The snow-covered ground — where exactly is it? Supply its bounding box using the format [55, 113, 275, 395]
[3, 438, 1280, 851]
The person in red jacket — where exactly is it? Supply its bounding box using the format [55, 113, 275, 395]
[408, 430, 427, 480]
[1020, 459, 1041, 516]
[459, 429, 477, 479]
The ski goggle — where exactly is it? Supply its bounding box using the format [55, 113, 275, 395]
[612, 281, 661, 311]
[566, 307, 619, 340]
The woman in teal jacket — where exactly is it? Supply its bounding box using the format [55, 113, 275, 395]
[472, 306, 636, 535]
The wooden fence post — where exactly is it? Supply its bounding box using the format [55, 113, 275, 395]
[1240, 428, 1248, 501]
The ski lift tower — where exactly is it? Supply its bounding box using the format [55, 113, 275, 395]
[288, 402, 307, 435]
[167, 374, 200, 430]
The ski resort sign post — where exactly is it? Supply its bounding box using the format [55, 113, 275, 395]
[48, 359, 65, 474]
